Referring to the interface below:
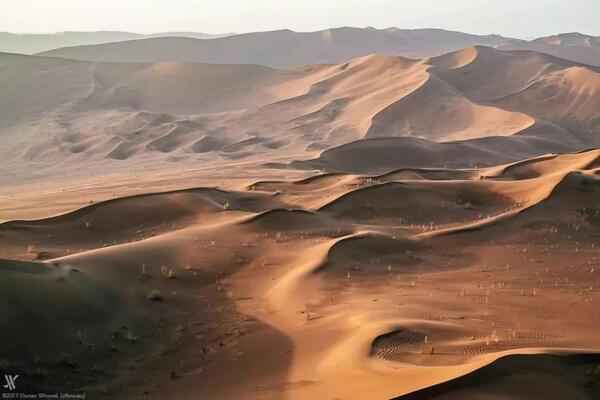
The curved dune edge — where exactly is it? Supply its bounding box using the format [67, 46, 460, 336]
[4, 45, 600, 181]
[3, 149, 599, 259]
[391, 348, 600, 399]
[317, 316, 600, 399]
[4, 148, 600, 398]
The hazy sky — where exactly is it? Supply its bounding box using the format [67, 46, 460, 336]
[3, 0, 599, 38]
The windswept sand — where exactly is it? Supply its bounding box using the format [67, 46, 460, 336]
[3, 150, 600, 398]
[4, 40, 600, 398]
[4, 45, 600, 190]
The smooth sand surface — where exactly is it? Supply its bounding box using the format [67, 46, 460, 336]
[4, 150, 600, 398]
[3, 45, 600, 190]
[4, 41, 600, 399]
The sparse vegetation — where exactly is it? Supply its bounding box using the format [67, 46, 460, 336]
[147, 289, 163, 301]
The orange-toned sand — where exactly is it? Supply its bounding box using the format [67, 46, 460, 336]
[3, 150, 600, 399]
[3, 44, 600, 186]
[3, 42, 600, 399]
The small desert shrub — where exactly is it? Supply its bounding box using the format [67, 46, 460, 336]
[147, 290, 163, 301]
[140, 264, 151, 277]
[125, 330, 139, 342]
[160, 266, 177, 279]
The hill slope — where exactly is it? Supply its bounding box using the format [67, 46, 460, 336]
[37, 28, 600, 68]
[0, 31, 233, 55]
[38, 27, 515, 67]
[501, 32, 600, 67]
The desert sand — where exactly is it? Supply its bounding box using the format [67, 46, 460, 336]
[3, 45, 600, 189]
[3, 31, 600, 400]
[4, 150, 600, 399]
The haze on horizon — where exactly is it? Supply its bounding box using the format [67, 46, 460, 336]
[3, 0, 598, 39]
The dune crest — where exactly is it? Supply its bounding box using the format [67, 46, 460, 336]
[4, 149, 600, 398]
[3, 45, 600, 185]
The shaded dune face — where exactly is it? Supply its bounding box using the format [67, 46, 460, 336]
[294, 135, 576, 174]
[365, 72, 534, 141]
[318, 181, 519, 227]
[4, 150, 600, 398]
[3, 45, 600, 179]
[394, 353, 600, 400]
[0, 188, 285, 261]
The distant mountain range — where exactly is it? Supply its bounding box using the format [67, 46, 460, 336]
[33, 27, 513, 67]
[500, 32, 600, 68]
[0, 31, 234, 54]
[28, 27, 600, 68]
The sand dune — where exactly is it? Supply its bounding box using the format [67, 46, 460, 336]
[3, 45, 600, 186]
[395, 351, 600, 399]
[293, 135, 574, 173]
[0, 52, 296, 171]
[0, 258, 140, 394]
[365, 72, 534, 140]
[4, 149, 600, 398]
[318, 180, 520, 228]
[4, 45, 600, 186]
[5, 27, 600, 399]
[0, 52, 292, 125]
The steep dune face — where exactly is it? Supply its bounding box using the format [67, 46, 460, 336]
[395, 353, 600, 400]
[261, 54, 430, 143]
[376, 46, 599, 143]
[294, 136, 574, 173]
[319, 180, 520, 227]
[429, 46, 572, 101]
[366, 73, 534, 140]
[253, 46, 599, 146]
[289, 47, 600, 172]
[429, 47, 600, 141]
[266, 46, 598, 145]
[3, 45, 600, 185]
[496, 66, 600, 141]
